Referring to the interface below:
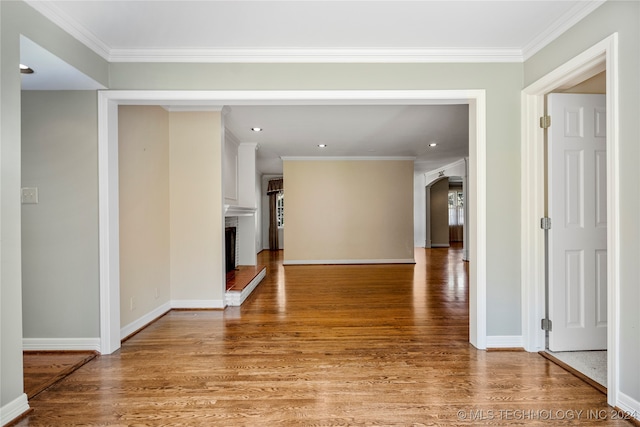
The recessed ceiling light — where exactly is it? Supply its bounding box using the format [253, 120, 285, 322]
[429, 143, 437, 147]
[318, 144, 327, 148]
[251, 127, 262, 132]
[20, 64, 34, 74]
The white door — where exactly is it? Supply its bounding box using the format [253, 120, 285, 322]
[548, 93, 607, 352]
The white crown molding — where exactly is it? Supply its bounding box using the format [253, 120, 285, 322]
[424, 157, 467, 176]
[23, 0, 526, 64]
[107, 47, 524, 63]
[522, 0, 606, 61]
[24, 0, 111, 60]
[25, 0, 604, 65]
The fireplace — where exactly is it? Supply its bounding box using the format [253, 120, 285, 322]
[225, 226, 237, 273]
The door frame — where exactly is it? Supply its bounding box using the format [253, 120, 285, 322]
[520, 34, 619, 405]
[98, 89, 487, 354]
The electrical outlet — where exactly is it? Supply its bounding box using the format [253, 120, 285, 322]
[21, 187, 38, 204]
[130, 297, 136, 311]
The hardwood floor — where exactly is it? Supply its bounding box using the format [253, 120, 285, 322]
[22, 351, 97, 399]
[14, 246, 634, 426]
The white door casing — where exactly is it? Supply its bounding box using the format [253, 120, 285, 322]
[548, 93, 607, 352]
[98, 89, 488, 354]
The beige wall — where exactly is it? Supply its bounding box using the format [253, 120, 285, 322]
[169, 111, 224, 302]
[556, 71, 606, 94]
[283, 159, 414, 263]
[429, 178, 449, 247]
[118, 106, 170, 327]
[118, 108, 225, 324]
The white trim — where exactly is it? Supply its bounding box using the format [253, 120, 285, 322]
[522, 0, 606, 61]
[23, 0, 111, 60]
[283, 258, 416, 265]
[224, 205, 257, 217]
[281, 156, 416, 161]
[164, 106, 224, 113]
[519, 91, 546, 353]
[22, 338, 101, 352]
[486, 335, 524, 349]
[520, 34, 619, 407]
[424, 158, 467, 178]
[108, 48, 524, 64]
[23, 0, 602, 64]
[98, 92, 121, 355]
[1, 394, 29, 427]
[98, 89, 487, 354]
[468, 95, 487, 350]
[170, 299, 226, 310]
[120, 302, 171, 340]
[225, 268, 267, 306]
[98, 89, 486, 106]
[617, 392, 640, 423]
[430, 244, 450, 249]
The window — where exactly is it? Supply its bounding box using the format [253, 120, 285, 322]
[448, 190, 464, 226]
[276, 192, 284, 228]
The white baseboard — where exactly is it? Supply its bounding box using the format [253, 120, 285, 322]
[486, 335, 524, 349]
[226, 267, 266, 306]
[22, 337, 101, 352]
[618, 391, 640, 422]
[1, 393, 29, 426]
[120, 302, 172, 340]
[283, 258, 415, 265]
[170, 299, 226, 309]
[430, 243, 450, 248]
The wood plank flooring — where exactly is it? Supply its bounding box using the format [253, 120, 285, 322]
[226, 265, 267, 291]
[13, 246, 635, 426]
[22, 351, 97, 399]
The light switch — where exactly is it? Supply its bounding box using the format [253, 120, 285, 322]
[21, 187, 38, 204]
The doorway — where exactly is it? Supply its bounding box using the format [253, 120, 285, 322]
[521, 34, 619, 406]
[425, 174, 467, 253]
[544, 90, 607, 389]
[98, 90, 488, 354]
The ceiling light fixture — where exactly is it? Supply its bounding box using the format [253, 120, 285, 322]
[429, 143, 437, 147]
[20, 64, 34, 74]
[251, 127, 262, 132]
[318, 144, 327, 148]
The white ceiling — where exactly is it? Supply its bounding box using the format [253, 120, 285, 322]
[20, 0, 605, 174]
[26, 0, 605, 62]
[225, 104, 469, 174]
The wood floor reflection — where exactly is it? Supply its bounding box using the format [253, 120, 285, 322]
[15, 246, 631, 426]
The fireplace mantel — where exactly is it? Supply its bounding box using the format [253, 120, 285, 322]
[224, 205, 256, 217]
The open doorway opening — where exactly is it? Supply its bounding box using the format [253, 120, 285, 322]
[521, 34, 619, 406]
[542, 73, 607, 391]
[98, 90, 488, 354]
[425, 175, 467, 252]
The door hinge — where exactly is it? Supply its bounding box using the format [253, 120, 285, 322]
[540, 217, 552, 230]
[541, 318, 553, 332]
[540, 115, 551, 129]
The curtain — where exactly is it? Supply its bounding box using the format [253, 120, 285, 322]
[267, 179, 283, 250]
